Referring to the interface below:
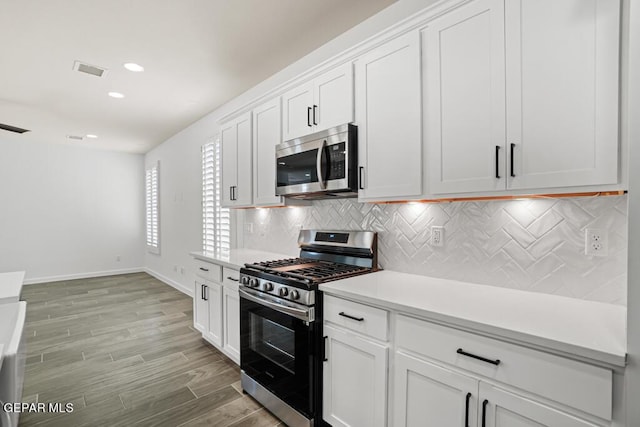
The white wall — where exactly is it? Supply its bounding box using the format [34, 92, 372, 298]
[0, 136, 144, 283]
[142, 0, 440, 295]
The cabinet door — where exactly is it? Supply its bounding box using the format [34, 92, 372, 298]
[314, 63, 354, 132]
[235, 113, 253, 206]
[205, 281, 223, 347]
[505, 0, 619, 190]
[394, 352, 479, 427]
[480, 383, 601, 427]
[223, 286, 240, 364]
[220, 124, 237, 207]
[323, 324, 388, 427]
[193, 281, 208, 333]
[221, 113, 252, 207]
[425, 0, 506, 194]
[282, 81, 314, 141]
[356, 31, 422, 201]
[253, 98, 283, 206]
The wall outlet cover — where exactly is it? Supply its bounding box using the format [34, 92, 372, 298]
[585, 228, 608, 257]
[431, 226, 444, 247]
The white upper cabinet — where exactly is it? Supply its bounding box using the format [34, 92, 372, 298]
[282, 63, 354, 141]
[425, 0, 506, 194]
[505, 0, 620, 190]
[426, 0, 620, 195]
[252, 98, 284, 206]
[356, 30, 423, 201]
[221, 112, 252, 207]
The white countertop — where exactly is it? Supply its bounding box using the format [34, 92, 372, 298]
[0, 271, 25, 304]
[190, 249, 294, 269]
[320, 270, 627, 367]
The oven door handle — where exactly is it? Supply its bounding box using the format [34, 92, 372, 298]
[239, 288, 314, 322]
[316, 139, 327, 189]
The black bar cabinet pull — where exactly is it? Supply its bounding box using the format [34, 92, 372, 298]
[203, 285, 208, 301]
[323, 336, 328, 361]
[465, 392, 472, 427]
[229, 186, 234, 201]
[359, 166, 365, 190]
[339, 312, 364, 322]
[457, 348, 501, 366]
[313, 105, 318, 125]
[510, 143, 516, 177]
[482, 399, 489, 427]
[199, 267, 209, 272]
[495, 145, 501, 179]
[227, 276, 239, 282]
[307, 107, 312, 127]
[201, 284, 205, 300]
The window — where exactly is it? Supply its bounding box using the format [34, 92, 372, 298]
[145, 162, 160, 254]
[202, 140, 230, 253]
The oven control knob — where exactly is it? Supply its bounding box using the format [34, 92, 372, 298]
[279, 287, 289, 297]
[264, 282, 273, 291]
[290, 290, 300, 300]
[249, 278, 259, 287]
[241, 276, 249, 285]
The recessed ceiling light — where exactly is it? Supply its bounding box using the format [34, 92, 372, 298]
[86, 134, 98, 139]
[108, 91, 125, 99]
[123, 62, 144, 72]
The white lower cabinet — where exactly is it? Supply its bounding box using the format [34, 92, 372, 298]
[481, 383, 602, 427]
[205, 281, 223, 347]
[194, 279, 223, 347]
[394, 351, 479, 427]
[393, 314, 611, 427]
[323, 323, 388, 427]
[393, 352, 603, 427]
[192, 260, 241, 364]
[222, 285, 240, 363]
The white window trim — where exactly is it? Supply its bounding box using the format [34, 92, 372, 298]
[146, 161, 160, 254]
[203, 139, 230, 253]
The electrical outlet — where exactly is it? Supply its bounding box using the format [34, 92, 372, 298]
[246, 223, 254, 234]
[585, 228, 608, 257]
[431, 226, 444, 247]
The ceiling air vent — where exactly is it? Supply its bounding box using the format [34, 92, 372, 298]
[67, 135, 84, 141]
[73, 60, 107, 77]
[0, 123, 30, 134]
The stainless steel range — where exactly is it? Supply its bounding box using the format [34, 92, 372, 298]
[239, 230, 379, 427]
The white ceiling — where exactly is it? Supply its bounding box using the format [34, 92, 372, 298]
[0, 0, 395, 153]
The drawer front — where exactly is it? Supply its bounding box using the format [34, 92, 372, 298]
[324, 295, 388, 341]
[222, 267, 240, 292]
[395, 315, 612, 420]
[194, 260, 222, 282]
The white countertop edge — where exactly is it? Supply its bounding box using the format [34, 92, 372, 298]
[190, 249, 294, 270]
[320, 275, 627, 368]
[0, 271, 25, 302]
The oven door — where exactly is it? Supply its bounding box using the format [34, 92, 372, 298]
[276, 133, 350, 197]
[240, 288, 316, 418]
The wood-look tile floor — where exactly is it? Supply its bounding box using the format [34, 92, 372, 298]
[18, 272, 283, 427]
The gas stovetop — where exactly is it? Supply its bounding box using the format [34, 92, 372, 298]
[239, 230, 379, 304]
[244, 257, 370, 283]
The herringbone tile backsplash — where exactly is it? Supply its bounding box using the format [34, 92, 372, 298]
[242, 195, 628, 305]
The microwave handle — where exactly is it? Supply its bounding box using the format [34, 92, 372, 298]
[316, 139, 327, 189]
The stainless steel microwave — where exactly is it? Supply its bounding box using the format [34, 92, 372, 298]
[275, 124, 358, 199]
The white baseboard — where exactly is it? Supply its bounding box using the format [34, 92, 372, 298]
[144, 268, 193, 297]
[23, 267, 144, 285]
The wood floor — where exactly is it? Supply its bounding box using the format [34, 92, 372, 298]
[18, 272, 283, 427]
